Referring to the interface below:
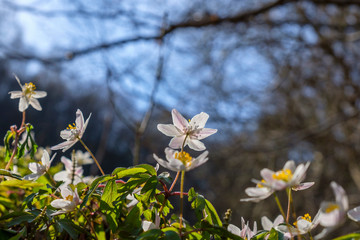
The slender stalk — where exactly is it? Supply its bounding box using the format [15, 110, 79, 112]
[286, 188, 291, 223]
[21, 111, 26, 129]
[308, 232, 314, 240]
[273, 193, 286, 221]
[81, 210, 98, 240]
[179, 170, 185, 236]
[169, 171, 180, 192]
[45, 172, 57, 187]
[78, 138, 105, 176]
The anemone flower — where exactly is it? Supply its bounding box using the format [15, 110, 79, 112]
[51, 109, 91, 152]
[157, 109, 217, 151]
[24, 150, 55, 181]
[51, 186, 80, 216]
[8, 75, 47, 112]
[153, 147, 208, 172]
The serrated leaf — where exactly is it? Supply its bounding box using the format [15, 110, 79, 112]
[204, 199, 222, 227]
[0, 169, 22, 180]
[136, 229, 162, 240]
[115, 167, 149, 179]
[163, 230, 181, 240]
[1, 179, 44, 188]
[8, 227, 26, 240]
[7, 214, 36, 227]
[80, 175, 112, 209]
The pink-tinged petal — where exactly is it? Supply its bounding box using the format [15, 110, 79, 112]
[51, 210, 68, 216]
[51, 140, 77, 152]
[60, 186, 73, 198]
[60, 130, 72, 140]
[191, 128, 217, 140]
[28, 162, 43, 174]
[241, 188, 273, 202]
[19, 97, 28, 112]
[260, 169, 275, 183]
[32, 91, 47, 98]
[190, 112, 209, 128]
[75, 109, 84, 131]
[61, 157, 73, 171]
[283, 160, 296, 172]
[347, 206, 360, 222]
[171, 109, 188, 131]
[75, 167, 84, 176]
[29, 98, 42, 111]
[273, 215, 285, 226]
[331, 181, 348, 210]
[9, 91, 23, 99]
[54, 171, 69, 182]
[164, 147, 177, 160]
[153, 154, 182, 172]
[188, 151, 209, 171]
[187, 139, 206, 151]
[23, 173, 40, 181]
[227, 224, 241, 236]
[80, 113, 91, 138]
[157, 124, 181, 137]
[292, 182, 314, 191]
[169, 136, 186, 149]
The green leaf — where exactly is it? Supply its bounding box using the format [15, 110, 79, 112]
[23, 192, 37, 209]
[204, 199, 222, 227]
[7, 214, 36, 227]
[58, 219, 80, 239]
[157, 172, 172, 185]
[137, 229, 162, 240]
[0, 179, 44, 188]
[140, 176, 158, 202]
[136, 164, 157, 176]
[80, 175, 112, 209]
[3, 130, 14, 163]
[114, 167, 149, 179]
[200, 221, 243, 240]
[0, 169, 22, 180]
[333, 233, 360, 240]
[163, 230, 181, 240]
[101, 179, 118, 208]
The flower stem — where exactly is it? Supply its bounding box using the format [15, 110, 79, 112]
[46, 172, 57, 187]
[78, 138, 105, 176]
[286, 188, 291, 223]
[179, 170, 185, 236]
[169, 171, 180, 192]
[273, 193, 286, 221]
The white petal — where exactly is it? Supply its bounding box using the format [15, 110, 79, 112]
[171, 109, 188, 131]
[32, 91, 47, 98]
[348, 206, 360, 222]
[187, 139, 206, 151]
[296, 219, 312, 232]
[190, 112, 209, 128]
[14, 75, 23, 88]
[153, 154, 182, 172]
[142, 221, 158, 231]
[283, 160, 296, 172]
[80, 112, 91, 138]
[41, 150, 50, 168]
[169, 136, 186, 149]
[188, 151, 208, 171]
[227, 224, 241, 236]
[191, 128, 217, 140]
[75, 109, 84, 131]
[23, 173, 40, 181]
[19, 97, 29, 112]
[157, 124, 181, 137]
[54, 171, 69, 182]
[60, 130, 73, 140]
[61, 157, 73, 171]
[331, 181, 348, 210]
[273, 215, 284, 226]
[292, 182, 314, 191]
[9, 91, 23, 99]
[28, 162, 44, 174]
[51, 199, 71, 209]
[29, 98, 42, 111]
[261, 216, 273, 231]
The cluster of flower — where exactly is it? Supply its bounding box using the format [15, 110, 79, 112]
[3, 75, 360, 239]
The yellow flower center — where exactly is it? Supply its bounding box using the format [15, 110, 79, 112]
[325, 203, 339, 213]
[257, 179, 267, 188]
[294, 213, 312, 226]
[175, 151, 192, 167]
[24, 82, 36, 96]
[67, 123, 76, 130]
[272, 169, 293, 182]
[65, 195, 74, 201]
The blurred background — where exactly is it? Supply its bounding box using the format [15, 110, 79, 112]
[1, 0, 360, 237]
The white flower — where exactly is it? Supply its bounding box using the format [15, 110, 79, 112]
[8, 75, 47, 112]
[24, 150, 55, 181]
[54, 156, 84, 185]
[347, 206, 360, 223]
[74, 150, 93, 165]
[241, 160, 314, 202]
[51, 186, 80, 215]
[314, 182, 348, 240]
[261, 215, 284, 231]
[277, 212, 320, 237]
[51, 109, 91, 152]
[157, 109, 217, 151]
[153, 147, 208, 172]
[126, 187, 142, 209]
[227, 218, 257, 239]
[319, 182, 348, 227]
